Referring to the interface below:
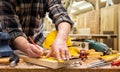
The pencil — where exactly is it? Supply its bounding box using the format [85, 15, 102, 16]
[28, 36, 39, 49]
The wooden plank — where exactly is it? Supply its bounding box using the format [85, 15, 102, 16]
[100, 5, 118, 50]
[76, 10, 100, 34]
[103, 31, 114, 49]
[100, 5, 118, 33]
[19, 55, 65, 69]
[118, 5, 120, 51]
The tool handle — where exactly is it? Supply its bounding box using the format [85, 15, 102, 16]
[111, 60, 120, 66]
[0, 57, 9, 64]
[99, 54, 119, 62]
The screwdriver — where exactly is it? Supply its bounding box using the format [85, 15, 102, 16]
[87, 53, 119, 68]
[99, 53, 119, 62]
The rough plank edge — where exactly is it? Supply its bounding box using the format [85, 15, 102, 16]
[19, 55, 65, 69]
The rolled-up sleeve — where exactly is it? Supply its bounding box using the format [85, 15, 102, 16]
[47, 0, 74, 28]
[0, 0, 26, 41]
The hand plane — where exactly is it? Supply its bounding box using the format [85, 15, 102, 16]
[0, 32, 13, 57]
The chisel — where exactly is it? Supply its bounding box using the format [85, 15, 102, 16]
[87, 53, 119, 68]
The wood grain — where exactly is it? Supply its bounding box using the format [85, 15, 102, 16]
[76, 10, 100, 34]
[100, 5, 118, 50]
[118, 5, 120, 52]
[19, 55, 65, 69]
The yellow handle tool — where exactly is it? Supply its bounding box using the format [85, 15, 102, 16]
[99, 53, 119, 62]
[87, 53, 119, 68]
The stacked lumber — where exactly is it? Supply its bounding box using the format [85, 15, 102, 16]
[100, 5, 118, 34]
[100, 5, 119, 50]
[76, 10, 100, 34]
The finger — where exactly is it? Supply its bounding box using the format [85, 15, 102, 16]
[31, 45, 43, 56]
[46, 50, 52, 57]
[32, 48, 43, 56]
[55, 50, 62, 60]
[65, 50, 71, 60]
[36, 45, 44, 51]
[68, 51, 71, 59]
[36, 45, 44, 55]
[61, 49, 66, 60]
[27, 49, 40, 58]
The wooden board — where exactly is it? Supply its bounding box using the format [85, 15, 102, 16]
[100, 5, 118, 34]
[118, 5, 120, 52]
[100, 5, 118, 50]
[76, 10, 100, 34]
[19, 55, 65, 69]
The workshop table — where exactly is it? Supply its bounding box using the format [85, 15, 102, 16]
[0, 34, 119, 72]
[0, 62, 120, 72]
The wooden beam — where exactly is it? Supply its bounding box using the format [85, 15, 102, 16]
[118, 5, 120, 51]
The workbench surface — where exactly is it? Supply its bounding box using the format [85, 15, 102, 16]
[0, 62, 120, 72]
[0, 51, 120, 72]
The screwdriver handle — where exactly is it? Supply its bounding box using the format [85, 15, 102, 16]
[99, 54, 119, 62]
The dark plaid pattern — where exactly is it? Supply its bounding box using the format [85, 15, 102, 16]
[0, 0, 74, 46]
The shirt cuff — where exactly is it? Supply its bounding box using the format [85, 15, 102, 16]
[55, 15, 74, 29]
[9, 31, 27, 41]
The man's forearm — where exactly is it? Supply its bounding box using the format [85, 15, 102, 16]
[56, 22, 71, 41]
[13, 36, 29, 53]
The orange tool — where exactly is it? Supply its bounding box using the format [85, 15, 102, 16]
[111, 60, 120, 66]
[87, 53, 119, 68]
[79, 43, 87, 60]
[79, 50, 87, 60]
[98, 53, 119, 62]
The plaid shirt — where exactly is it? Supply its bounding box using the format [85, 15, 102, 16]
[0, 0, 74, 46]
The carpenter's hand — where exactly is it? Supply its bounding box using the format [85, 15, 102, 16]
[13, 36, 43, 58]
[26, 43, 43, 58]
[46, 39, 71, 60]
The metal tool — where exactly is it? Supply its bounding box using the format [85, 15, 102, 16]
[85, 39, 112, 55]
[0, 32, 19, 67]
[9, 53, 19, 67]
[87, 60, 111, 68]
[87, 53, 119, 68]
[65, 57, 82, 64]
[0, 32, 13, 57]
[64, 57, 82, 67]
